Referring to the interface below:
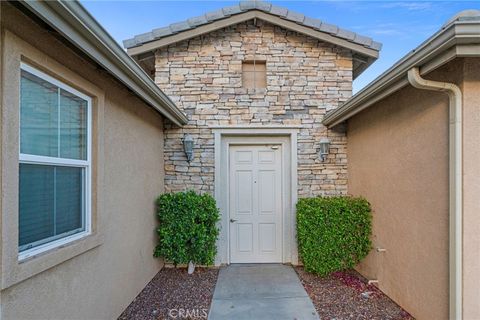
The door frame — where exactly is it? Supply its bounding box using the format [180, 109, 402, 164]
[213, 127, 299, 265]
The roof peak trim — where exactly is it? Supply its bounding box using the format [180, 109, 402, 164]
[123, 1, 381, 53]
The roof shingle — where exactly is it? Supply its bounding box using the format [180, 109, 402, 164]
[123, 0, 381, 52]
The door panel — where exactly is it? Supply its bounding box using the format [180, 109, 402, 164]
[229, 144, 282, 263]
[259, 170, 275, 214]
[237, 224, 253, 252]
[259, 223, 276, 252]
[236, 171, 253, 215]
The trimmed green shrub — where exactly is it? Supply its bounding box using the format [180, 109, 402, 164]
[154, 190, 220, 265]
[296, 196, 372, 276]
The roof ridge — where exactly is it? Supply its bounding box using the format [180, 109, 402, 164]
[123, 0, 381, 51]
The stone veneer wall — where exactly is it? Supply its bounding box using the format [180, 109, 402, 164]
[154, 20, 351, 197]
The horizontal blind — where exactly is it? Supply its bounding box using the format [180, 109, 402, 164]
[20, 70, 58, 157]
[18, 164, 55, 247]
[19, 66, 89, 253]
[55, 166, 84, 235]
[60, 89, 87, 160]
[19, 164, 85, 251]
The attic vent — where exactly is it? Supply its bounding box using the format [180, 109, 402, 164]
[242, 60, 266, 89]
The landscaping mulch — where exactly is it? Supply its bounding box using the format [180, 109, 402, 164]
[118, 267, 219, 320]
[295, 267, 414, 320]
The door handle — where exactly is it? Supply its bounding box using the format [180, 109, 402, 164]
[230, 219, 237, 223]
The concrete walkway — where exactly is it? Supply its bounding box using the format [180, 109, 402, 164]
[208, 264, 319, 320]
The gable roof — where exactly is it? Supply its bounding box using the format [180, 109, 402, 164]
[123, 1, 382, 79]
[17, 0, 188, 126]
[323, 9, 480, 127]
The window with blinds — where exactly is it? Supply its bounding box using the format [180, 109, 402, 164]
[19, 63, 91, 258]
[242, 61, 267, 89]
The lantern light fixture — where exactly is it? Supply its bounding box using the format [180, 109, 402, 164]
[183, 134, 194, 162]
[319, 137, 330, 162]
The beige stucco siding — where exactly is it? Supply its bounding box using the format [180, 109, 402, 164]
[347, 76, 451, 319]
[1, 94, 164, 320]
[348, 59, 480, 318]
[461, 57, 480, 319]
[0, 3, 164, 319]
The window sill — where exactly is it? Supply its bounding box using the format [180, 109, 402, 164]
[246, 88, 267, 94]
[2, 232, 103, 289]
[18, 230, 92, 262]
[235, 87, 268, 95]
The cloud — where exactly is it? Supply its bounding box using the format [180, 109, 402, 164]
[370, 29, 404, 36]
[317, 1, 435, 15]
[317, 0, 371, 13]
[380, 2, 433, 11]
[351, 21, 439, 39]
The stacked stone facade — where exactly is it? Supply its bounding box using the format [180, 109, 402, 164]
[155, 20, 350, 197]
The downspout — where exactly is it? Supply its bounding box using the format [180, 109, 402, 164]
[407, 67, 462, 320]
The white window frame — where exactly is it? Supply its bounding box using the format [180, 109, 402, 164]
[18, 62, 92, 261]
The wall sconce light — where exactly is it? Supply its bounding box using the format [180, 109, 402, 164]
[183, 134, 194, 162]
[319, 137, 330, 162]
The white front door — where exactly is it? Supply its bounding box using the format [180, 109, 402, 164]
[229, 144, 283, 263]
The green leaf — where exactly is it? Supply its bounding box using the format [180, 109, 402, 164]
[296, 196, 372, 276]
[154, 190, 220, 265]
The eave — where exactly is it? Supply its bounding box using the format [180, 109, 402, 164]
[323, 21, 480, 128]
[18, 0, 188, 126]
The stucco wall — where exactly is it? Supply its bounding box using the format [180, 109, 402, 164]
[347, 62, 469, 319]
[0, 3, 164, 319]
[154, 19, 351, 198]
[461, 57, 480, 319]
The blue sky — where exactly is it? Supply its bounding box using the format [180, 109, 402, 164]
[82, 1, 478, 92]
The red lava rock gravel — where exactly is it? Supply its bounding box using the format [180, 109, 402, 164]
[295, 267, 415, 320]
[118, 267, 218, 320]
